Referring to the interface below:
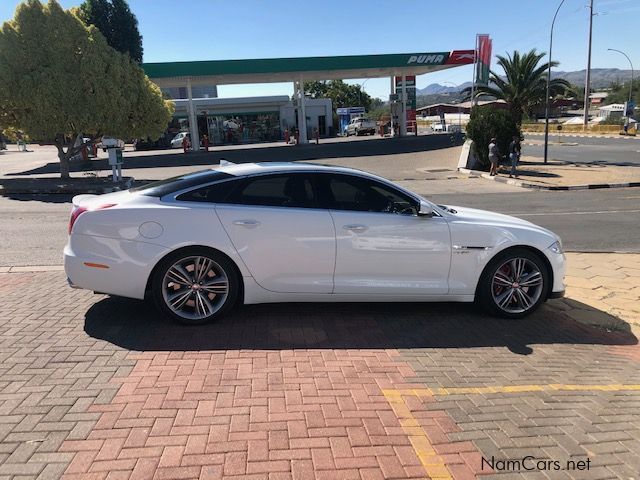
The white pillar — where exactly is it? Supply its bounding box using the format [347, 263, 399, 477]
[400, 74, 407, 137]
[186, 78, 199, 151]
[297, 79, 308, 144]
[390, 76, 395, 137]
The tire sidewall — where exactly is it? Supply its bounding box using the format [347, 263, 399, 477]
[152, 248, 239, 325]
[478, 248, 551, 319]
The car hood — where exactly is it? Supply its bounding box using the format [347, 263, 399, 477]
[443, 205, 560, 243]
[444, 205, 534, 227]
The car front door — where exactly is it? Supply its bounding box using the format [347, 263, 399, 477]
[215, 173, 335, 294]
[315, 173, 451, 295]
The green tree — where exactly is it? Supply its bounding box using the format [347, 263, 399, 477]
[468, 49, 570, 125]
[466, 106, 521, 170]
[78, 0, 143, 63]
[604, 79, 639, 107]
[304, 80, 373, 112]
[0, 0, 173, 178]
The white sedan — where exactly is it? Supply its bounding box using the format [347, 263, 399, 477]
[64, 163, 565, 324]
[170, 132, 189, 149]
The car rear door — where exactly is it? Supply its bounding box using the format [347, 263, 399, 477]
[315, 173, 451, 295]
[215, 173, 336, 293]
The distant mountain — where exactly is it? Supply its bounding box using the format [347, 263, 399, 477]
[418, 82, 472, 95]
[551, 69, 633, 88]
[417, 69, 632, 94]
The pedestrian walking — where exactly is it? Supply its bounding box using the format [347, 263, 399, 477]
[182, 134, 190, 153]
[508, 135, 521, 178]
[488, 137, 499, 176]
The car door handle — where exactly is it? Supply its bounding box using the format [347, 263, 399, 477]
[233, 220, 260, 227]
[343, 224, 368, 232]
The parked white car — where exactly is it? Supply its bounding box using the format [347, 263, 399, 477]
[170, 132, 190, 148]
[346, 117, 377, 136]
[64, 163, 565, 324]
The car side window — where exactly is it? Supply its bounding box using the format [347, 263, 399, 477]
[175, 179, 239, 203]
[316, 174, 417, 215]
[225, 174, 315, 208]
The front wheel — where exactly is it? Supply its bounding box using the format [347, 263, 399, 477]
[477, 248, 550, 319]
[152, 248, 239, 325]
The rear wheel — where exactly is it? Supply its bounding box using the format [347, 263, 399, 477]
[477, 248, 550, 318]
[152, 248, 239, 325]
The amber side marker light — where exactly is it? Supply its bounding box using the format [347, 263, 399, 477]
[83, 262, 110, 269]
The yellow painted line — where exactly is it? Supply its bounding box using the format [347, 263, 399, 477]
[382, 384, 640, 479]
[382, 390, 451, 480]
[385, 384, 640, 397]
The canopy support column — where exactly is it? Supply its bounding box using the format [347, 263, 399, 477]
[389, 77, 395, 137]
[187, 78, 199, 151]
[295, 79, 308, 144]
[400, 74, 407, 137]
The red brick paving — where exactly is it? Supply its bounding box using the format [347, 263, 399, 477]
[59, 350, 450, 479]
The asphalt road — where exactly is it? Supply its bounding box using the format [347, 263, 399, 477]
[523, 134, 640, 165]
[1, 187, 639, 266]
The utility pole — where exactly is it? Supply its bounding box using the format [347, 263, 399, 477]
[582, 0, 594, 130]
[544, 0, 566, 165]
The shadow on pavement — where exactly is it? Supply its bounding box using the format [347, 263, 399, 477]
[7, 134, 464, 177]
[1, 192, 74, 203]
[84, 297, 637, 355]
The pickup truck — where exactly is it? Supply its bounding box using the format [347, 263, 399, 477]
[345, 117, 377, 136]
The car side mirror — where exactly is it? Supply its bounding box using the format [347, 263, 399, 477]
[417, 201, 434, 217]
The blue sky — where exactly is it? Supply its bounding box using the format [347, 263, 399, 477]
[2, 0, 638, 99]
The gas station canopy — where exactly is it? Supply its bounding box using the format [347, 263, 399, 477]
[141, 49, 475, 148]
[142, 50, 475, 86]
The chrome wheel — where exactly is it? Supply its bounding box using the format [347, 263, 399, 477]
[161, 256, 228, 321]
[491, 257, 544, 314]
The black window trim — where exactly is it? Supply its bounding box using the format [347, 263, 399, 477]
[162, 169, 442, 217]
[311, 171, 432, 216]
[162, 176, 245, 204]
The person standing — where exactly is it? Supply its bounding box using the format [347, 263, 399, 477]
[508, 136, 521, 178]
[488, 137, 499, 176]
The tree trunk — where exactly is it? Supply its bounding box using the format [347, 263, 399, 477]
[55, 141, 70, 179]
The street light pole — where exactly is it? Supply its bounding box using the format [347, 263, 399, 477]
[583, 0, 594, 130]
[544, 0, 566, 165]
[607, 48, 635, 115]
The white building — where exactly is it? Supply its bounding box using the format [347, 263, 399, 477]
[598, 104, 625, 119]
[171, 96, 333, 145]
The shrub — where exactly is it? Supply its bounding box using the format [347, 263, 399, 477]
[466, 106, 521, 169]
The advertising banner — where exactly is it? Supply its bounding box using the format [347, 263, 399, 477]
[475, 35, 492, 86]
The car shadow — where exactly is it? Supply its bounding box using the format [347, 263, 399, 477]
[84, 297, 637, 356]
[5, 134, 464, 177]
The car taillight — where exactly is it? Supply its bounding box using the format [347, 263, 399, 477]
[68, 204, 117, 235]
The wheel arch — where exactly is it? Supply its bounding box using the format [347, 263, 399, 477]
[144, 245, 245, 305]
[475, 244, 554, 300]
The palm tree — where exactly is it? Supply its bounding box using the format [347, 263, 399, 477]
[468, 49, 570, 125]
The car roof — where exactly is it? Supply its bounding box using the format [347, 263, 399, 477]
[216, 162, 374, 178]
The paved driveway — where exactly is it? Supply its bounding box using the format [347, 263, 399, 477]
[1, 269, 639, 479]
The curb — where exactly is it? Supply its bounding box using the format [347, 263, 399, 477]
[0, 265, 64, 273]
[459, 168, 640, 191]
[524, 132, 638, 140]
[0, 177, 134, 195]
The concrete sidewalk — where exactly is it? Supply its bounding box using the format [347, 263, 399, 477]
[462, 159, 640, 190]
[560, 252, 640, 334]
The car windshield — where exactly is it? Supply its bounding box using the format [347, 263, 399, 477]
[130, 170, 232, 197]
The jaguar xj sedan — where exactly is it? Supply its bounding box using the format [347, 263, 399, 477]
[64, 162, 565, 324]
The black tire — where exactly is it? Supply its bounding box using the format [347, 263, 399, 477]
[152, 247, 239, 325]
[477, 247, 550, 319]
[355, 129, 360, 136]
